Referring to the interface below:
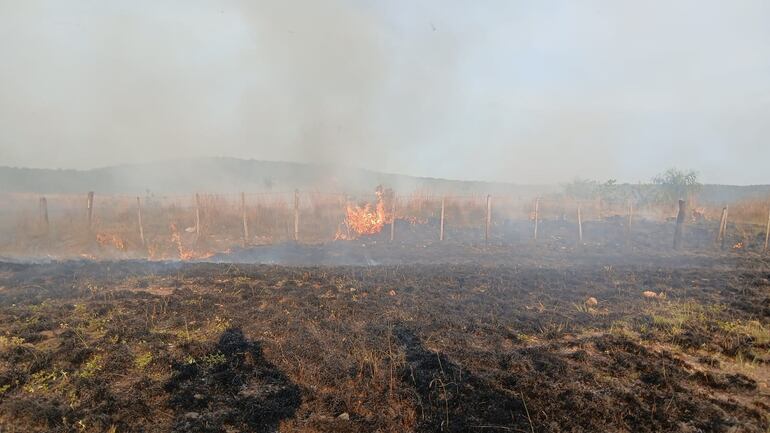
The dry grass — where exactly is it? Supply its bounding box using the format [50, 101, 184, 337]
[1, 191, 769, 259]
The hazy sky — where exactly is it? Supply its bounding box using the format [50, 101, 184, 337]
[1, 1, 769, 184]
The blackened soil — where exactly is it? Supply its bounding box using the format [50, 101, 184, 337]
[164, 328, 299, 433]
[0, 250, 768, 432]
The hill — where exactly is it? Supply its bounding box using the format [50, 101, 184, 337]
[0, 157, 768, 204]
[0, 157, 554, 198]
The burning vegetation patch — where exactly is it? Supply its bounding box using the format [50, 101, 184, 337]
[95, 233, 127, 251]
[336, 186, 395, 240]
[3, 181, 770, 260]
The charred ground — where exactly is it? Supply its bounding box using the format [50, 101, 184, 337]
[0, 244, 768, 432]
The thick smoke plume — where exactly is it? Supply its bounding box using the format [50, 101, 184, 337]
[1, 1, 769, 185]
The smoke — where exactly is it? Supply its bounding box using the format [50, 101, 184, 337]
[0, 1, 769, 185]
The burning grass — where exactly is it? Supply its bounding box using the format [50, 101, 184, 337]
[1, 190, 769, 261]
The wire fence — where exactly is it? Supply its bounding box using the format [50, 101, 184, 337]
[0, 190, 768, 259]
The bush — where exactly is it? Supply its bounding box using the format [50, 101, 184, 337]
[652, 168, 701, 203]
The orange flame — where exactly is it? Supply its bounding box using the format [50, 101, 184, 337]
[96, 233, 127, 250]
[169, 223, 217, 260]
[337, 188, 392, 239]
[170, 223, 197, 260]
[146, 244, 162, 261]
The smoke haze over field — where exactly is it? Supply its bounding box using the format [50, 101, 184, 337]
[1, 1, 769, 185]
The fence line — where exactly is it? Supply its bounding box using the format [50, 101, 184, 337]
[0, 190, 768, 259]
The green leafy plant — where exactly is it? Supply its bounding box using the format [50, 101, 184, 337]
[134, 352, 153, 370]
[202, 352, 227, 367]
[78, 355, 103, 378]
[0, 336, 25, 349]
[24, 370, 65, 393]
[652, 168, 701, 203]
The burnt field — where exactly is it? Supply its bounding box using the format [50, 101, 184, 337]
[0, 240, 768, 433]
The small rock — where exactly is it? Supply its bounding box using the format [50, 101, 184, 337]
[388, 290, 396, 296]
[193, 393, 204, 400]
[642, 291, 657, 298]
[585, 297, 598, 307]
[184, 412, 200, 420]
[337, 412, 350, 421]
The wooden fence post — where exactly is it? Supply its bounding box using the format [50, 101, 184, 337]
[673, 199, 686, 250]
[764, 207, 770, 253]
[625, 200, 633, 248]
[343, 195, 351, 240]
[195, 193, 201, 240]
[485, 195, 492, 243]
[241, 192, 249, 247]
[715, 206, 727, 248]
[715, 207, 726, 243]
[86, 191, 94, 230]
[440, 197, 445, 241]
[136, 197, 145, 247]
[390, 195, 396, 242]
[577, 205, 583, 244]
[720, 206, 729, 250]
[293, 189, 299, 242]
[533, 198, 539, 241]
[39, 197, 49, 236]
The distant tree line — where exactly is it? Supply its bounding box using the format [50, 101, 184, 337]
[562, 168, 702, 205]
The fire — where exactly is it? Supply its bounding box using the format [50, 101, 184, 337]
[346, 200, 387, 235]
[96, 233, 127, 250]
[146, 244, 162, 261]
[170, 223, 198, 260]
[170, 223, 216, 260]
[337, 187, 392, 239]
